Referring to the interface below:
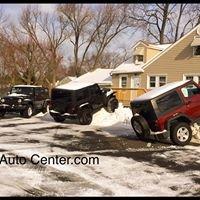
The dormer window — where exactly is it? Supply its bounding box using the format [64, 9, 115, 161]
[134, 55, 144, 63]
[191, 36, 200, 56]
[194, 46, 200, 56]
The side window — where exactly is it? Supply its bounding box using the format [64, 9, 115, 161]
[156, 91, 182, 113]
[91, 85, 101, 95]
[181, 84, 200, 98]
[193, 46, 200, 56]
[77, 89, 89, 101]
[120, 76, 127, 88]
[149, 76, 156, 88]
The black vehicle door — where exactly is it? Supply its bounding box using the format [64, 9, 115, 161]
[90, 84, 104, 110]
[34, 88, 44, 109]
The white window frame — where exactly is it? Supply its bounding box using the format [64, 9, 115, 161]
[193, 46, 200, 56]
[119, 75, 128, 88]
[147, 74, 167, 89]
[183, 74, 200, 84]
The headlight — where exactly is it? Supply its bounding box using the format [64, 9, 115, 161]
[18, 99, 22, 103]
[1, 98, 5, 103]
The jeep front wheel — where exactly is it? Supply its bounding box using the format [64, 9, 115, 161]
[42, 102, 50, 113]
[131, 116, 150, 140]
[23, 105, 33, 118]
[170, 122, 192, 146]
[78, 109, 93, 125]
[105, 97, 119, 113]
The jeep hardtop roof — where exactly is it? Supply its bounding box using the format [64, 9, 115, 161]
[56, 82, 97, 90]
[133, 80, 191, 101]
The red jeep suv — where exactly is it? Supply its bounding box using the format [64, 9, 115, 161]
[130, 80, 200, 146]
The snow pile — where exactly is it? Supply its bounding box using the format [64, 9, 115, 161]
[91, 103, 132, 127]
[191, 123, 200, 140]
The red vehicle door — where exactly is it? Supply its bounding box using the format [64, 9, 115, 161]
[180, 83, 200, 120]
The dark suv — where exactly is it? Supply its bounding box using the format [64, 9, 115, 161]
[130, 80, 200, 146]
[49, 82, 118, 125]
[0, 85, 50, 118]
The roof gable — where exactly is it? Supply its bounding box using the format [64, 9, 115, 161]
[142, 24, 200, 70]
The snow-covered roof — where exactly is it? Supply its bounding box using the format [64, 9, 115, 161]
[58, 68, 112, 89]
[134, 80, 190, 101]
[56, 68, 113, 89]
[148, 43, 172, 51]
[132, 40, 172, 51]
[74, 68, 112, 85]
[13, 85, 41, 88]
[56, 82, 96, 90]
[68, 76, 77, 81]
[111, 63, 144, 75]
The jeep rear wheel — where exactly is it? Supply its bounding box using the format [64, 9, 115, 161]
[78, 109, 93, 125]
[131, 116, 150, 140]
[53, 116, 65, 122]
[23, 105, 33, 118]
[170, 122, 192, 146]
[0, 111, 5, 117]
[105, 97, 119, 113]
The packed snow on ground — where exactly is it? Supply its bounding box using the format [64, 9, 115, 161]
[0, 106, 199, 196]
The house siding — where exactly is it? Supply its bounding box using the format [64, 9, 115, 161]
[141, 29, 200, 88]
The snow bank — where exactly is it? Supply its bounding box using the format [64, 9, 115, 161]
[91, 103, 132, 127]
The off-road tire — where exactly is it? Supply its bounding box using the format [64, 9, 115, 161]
[23, 105, 33, 118]
[105, 97, 119, 113]
[53, 116, 65, 122]
[170, 122, 192, 146]
[0, 111, 5, 117]
[131, 115, 150, 140]
[78, 109, 93, 125]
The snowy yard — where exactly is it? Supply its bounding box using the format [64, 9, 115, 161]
[0, 105, 199, 196]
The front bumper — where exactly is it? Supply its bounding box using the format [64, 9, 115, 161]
[0, 104, 27, 112]
[50, 110, 77, 118]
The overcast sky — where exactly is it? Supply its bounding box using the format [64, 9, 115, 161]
[1, 4, 143, 65]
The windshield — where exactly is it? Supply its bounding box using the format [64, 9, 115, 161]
[11, 87, 34, 95]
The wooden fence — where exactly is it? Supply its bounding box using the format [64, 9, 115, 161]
[112, 88, 148, 107]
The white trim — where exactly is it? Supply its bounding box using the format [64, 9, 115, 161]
[142, 24, 200, 70]
[119, 74, 128, 88]
[183, 74, 200, 84]
[147, 74, 168, 89]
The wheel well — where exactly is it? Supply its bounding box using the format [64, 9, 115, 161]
[169, 116, 191, 129]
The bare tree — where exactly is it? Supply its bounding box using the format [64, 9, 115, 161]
[129, 4, 200, 44]
[58, 4, 131, 76]
[19, 5, 69, 90]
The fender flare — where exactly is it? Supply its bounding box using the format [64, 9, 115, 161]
[166, 114, 193, 131]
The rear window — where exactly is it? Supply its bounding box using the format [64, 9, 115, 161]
[51, 89, 72, 102]
[132, 100, 157, 120]
[156, 91, 182, 113]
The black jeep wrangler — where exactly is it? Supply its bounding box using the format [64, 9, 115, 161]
[0, 85, 50, 118]
[49, 82, 119, 125]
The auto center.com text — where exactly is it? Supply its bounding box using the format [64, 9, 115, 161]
[0, 154, 100, 166]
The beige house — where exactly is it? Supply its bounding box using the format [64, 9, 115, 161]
[111, 24, 200, 106]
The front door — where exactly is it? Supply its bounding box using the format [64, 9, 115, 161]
[132, 75, 141, 88]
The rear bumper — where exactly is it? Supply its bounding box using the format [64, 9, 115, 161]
[50, 110, 77, 118]
[0, 104, 27, 112]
